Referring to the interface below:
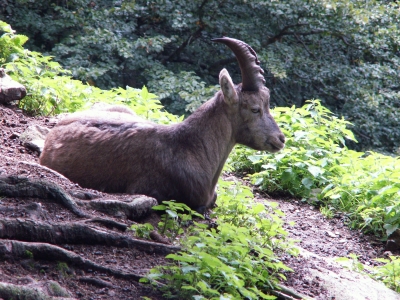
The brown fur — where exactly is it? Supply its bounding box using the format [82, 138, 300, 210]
[40, 68, 285, 212]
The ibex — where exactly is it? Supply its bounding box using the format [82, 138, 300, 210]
[40, 37, 285, 213]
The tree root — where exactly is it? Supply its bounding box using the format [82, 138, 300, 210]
[0, 219, 180, 254]
[272, 283, 311, 300]
[79, 277, 113, 288]
[76, 195, 158, 220]
[0, 176, 88, 217]
[0, 239, 145, 282]
[0, 281, 74, 300]
[85, 217, 128, 231]
[149, 230, 171, 244]
[0, 175, 157, 221]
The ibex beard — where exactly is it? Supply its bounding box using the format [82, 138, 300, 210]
[40, 37, 285, 213]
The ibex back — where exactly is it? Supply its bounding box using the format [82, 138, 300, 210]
[40, 37, 285, 212]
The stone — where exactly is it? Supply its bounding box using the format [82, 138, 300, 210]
[0, 68, 27, 104]
[386, 229, 400, 251]
[19, 125, 50, 154]
[298, 247, 400, 300]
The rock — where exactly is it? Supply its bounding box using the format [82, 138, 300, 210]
[0, 68, 27, 104]
[19, 125, 50, 154]
[325, 230, 337, 238]
[298, 247, 400, 300]
[386, 229, 400, 251]
[385, 239, 400, 251]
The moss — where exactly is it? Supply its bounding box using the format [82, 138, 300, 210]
[47, 281, 70, 297]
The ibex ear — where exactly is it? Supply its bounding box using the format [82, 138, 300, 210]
[219, 68, 239, 105]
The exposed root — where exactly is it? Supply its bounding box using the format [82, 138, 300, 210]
[272, 284, 310, 300]
[149, 230, 171, 244]
[84, 217, 128, 231]
[0, 176, 88, 217]
[79, 277, 113, 288]
[0, 175, 157, 221]
[0, 281, 74, 300]
[76, 195, 157, 220]
[68, 190, 101, 200]
[0, 219, 180, 254]
[0, 239, 144, 282]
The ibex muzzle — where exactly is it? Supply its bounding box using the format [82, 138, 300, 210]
[40, 37, 285, 212]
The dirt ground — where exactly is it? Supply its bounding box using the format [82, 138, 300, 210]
[0, 103, 397, 300]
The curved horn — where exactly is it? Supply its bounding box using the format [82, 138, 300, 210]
[212, 37, 265, 91]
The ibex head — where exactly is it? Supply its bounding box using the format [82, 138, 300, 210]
[212, 37, 285, 152]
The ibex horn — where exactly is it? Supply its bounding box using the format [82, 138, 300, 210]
[212, 37, 266, 91]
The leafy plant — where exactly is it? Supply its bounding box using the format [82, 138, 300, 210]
[130, 223, 154, 239]
[230, 100, 400, 239]
[336, 253, 366, 273]
[336, 254, 400, 293]
[0, 20, 28, 65]
[322, 151, 400, 236]
[230, 99, 356, 199]
[320, 206, 335, 219]
[372, 256, 400, 293]
[144, 179, 297, 299]
[1, 22, 181, 124]
[152, 200, 204, 242]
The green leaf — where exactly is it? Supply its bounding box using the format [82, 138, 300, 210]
[166, 209, 178, 218]
[301, 177, 314, 189]
[308, 165, 323, 177]
[384, 224, 399, 237]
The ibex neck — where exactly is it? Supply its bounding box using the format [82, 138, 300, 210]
[175, 94, 235, 178]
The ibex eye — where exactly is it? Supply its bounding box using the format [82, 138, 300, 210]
[251, 108, 260, 113]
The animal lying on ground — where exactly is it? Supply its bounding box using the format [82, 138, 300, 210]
[40, 37, 285, 213]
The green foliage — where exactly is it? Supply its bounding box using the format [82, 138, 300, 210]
[230, 100, 400, 239]
[336, 253, 366, 273]
[2, 0, 400, 152]
[24, 250, 33, 259]
[146, 66, 219, 115]
[130, 223, 154, 240]
[56, 262, 70, 277]
[47, 281, 70, 297]
[322, 151, 400, 236]
[336, 254, 400, 293]
[131, 201, 203, 242]
[1, 22, 180, 123]
[372, 256, 400, 293]
[0, 20, 28, 64]
[230, 99, 355, 198]
[152, 201, 204, 242]
[145, 180, 296, 299]
[319, 206, 334, 219]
